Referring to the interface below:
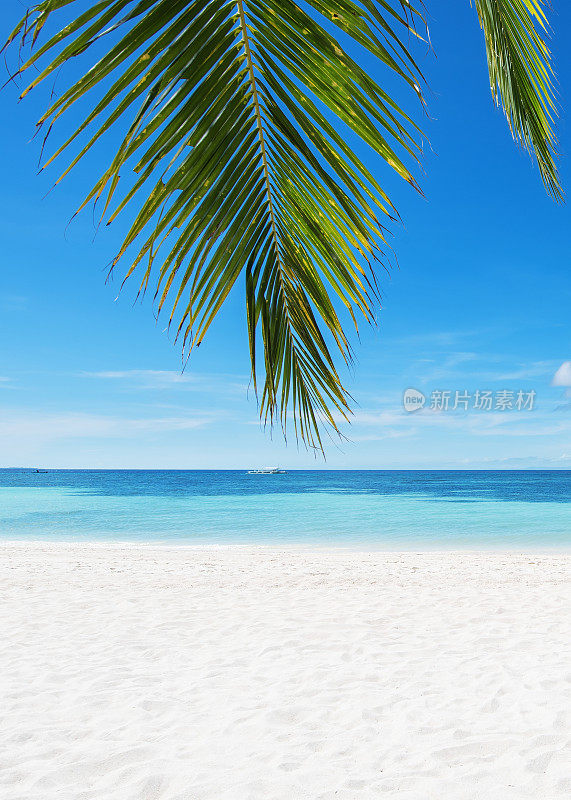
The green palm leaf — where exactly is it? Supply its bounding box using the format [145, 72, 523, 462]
[6, 0, 426, 451]
[473, 0, 561, 199]
[5, 0, 560, 452]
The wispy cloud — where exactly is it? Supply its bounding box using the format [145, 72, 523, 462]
[0, 410, 218, 444]
[417, 352, 479, 382]
[0, 294, 28, 313]
[472, 453, 571, 467]
[491, 361, 557, 382]
[391, 329, 488, 348]
[82, 369, 248, 394]
[333, 403, 571, 443]
[86, 369, 194, 385]
[407, 357, 559, 386]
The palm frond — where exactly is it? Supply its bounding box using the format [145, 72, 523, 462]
[6, 0, 426, 451]
[473, 0, 561, 199]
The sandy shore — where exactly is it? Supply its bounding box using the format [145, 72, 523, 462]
[0, 544, 569, 799]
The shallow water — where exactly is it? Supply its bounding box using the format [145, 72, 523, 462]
[0, 470, 569, 549]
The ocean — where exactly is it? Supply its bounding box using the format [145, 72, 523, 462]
[0, 469, 571, 550]
[0, 469, 569, 549]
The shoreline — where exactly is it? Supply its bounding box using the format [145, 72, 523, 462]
[2, 538, 571, 553]
[1, 544, 569, 799]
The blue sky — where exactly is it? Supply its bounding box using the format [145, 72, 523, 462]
[0, 1, 569, 469]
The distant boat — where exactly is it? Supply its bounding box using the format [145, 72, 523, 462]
[34, 469, 49, 473]
[247, 468, 287, 474]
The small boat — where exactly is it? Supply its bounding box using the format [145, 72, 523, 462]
[247, 467, 287, 474]
[34, 469, 49, 473]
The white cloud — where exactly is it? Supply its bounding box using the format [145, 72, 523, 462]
[86, 370, 192, 384]
[329, 401, 571, 444]
[392, 329, 487, 347]
[82, 369, 248, 393]
[415, 357, 557, 385]
[0, 294, 27, 312]
[464, 453, 571, 468]
[0, 410, 216, 444]
[417, 352, 479, 382]
[552, 361, 571, 387]
[492, 361, 556, 381]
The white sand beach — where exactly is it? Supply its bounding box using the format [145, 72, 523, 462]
[0, 544, 569, 800]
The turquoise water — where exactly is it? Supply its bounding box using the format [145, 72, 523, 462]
[0, 470, 569, 549]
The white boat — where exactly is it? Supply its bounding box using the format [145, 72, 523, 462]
[247, 467, 287, 474]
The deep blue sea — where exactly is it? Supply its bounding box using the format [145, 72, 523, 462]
[0, 470, 569, 549]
